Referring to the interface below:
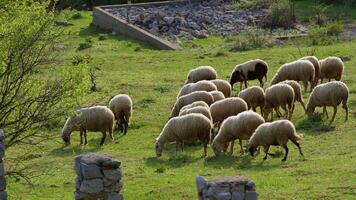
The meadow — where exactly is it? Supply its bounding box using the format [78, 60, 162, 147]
[6, 10, 356, 200]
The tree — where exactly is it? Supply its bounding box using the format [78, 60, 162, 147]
[0, 0, 88, 156]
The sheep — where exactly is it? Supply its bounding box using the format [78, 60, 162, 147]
[209, 91, 225, 102]
[248, 120, 304, 161]
[155, 113, 212, 157]
[279, 80, 306, 112]
[210, 97, 248, 127]
[270, 60, 315, 92]
[109, 94, 132, 135]
[179, 106, 212, 122]
[177, 80, 217, 98]
[62, 106, 114, 146]
[230, 59, 268, 91]
[264, 84, 295, 121]
[300, 56, 320, 87]
[180, 101, 210, 111]
[306, 81, 349, 125]
[212, 111, 265, 156]
[186, 66, 218, 83]
[171, 91, 214, 118]
[237, 86, 265, 115]
[319, 57, 344, 83]
[210, 79, 231, 97]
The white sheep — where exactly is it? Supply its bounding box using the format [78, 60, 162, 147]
[179, 106, 212, 122]
[270, 60, 315, 92]
[177, 80, 217, 98]
[109, 94, 132, 134]
[300, 56, 320, 87]
[319, 56, 344, 83]
[209, 91, 225, 102]
[155, 113, 212, 157]
[180, 101, 210, 111]
[210, 79, 232, 97]
[210, 97, 248, 126]
[248, 120, 304, 161]
[186, 66, 218, 83]
[212, 111, 265, 156]
[62, 106, 114, 146]
[306, 81, 349, 125]
[230, 59, 268, 90]
[238, 86, 265, 115]
[264, 83, 295, 121]
[279, 80, 306, 112]
[171, 91, 214, 118]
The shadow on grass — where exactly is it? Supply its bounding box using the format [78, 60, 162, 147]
[296, 113, 335, 134]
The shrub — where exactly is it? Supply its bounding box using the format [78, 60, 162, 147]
[71, 12, 82, 19]
[263, 0, 296, 29]
[228, 28, 275, 52]
[98, 34, 108, 41]
[326, 21, 344, 36]
[231, 0, 272, 10]
[310, 3, 329, 26]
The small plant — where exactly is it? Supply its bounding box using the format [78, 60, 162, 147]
[134, 46, 141, 52]
[311, 3, 329, 26]
[98, 34, 107, 41]
[232, 0, 272, 10]
[71, 12, 82, 19]
[263, 0, 296, 29]
[89, 66, 100, 92]
[214, 49, 228, 57]
[326, 21, 344, 36]
[77, 37, 94, 51]
[71, 54, 93, 65]
[228, 28, 275, 52]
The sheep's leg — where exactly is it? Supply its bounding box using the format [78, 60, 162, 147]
[343, 101, 348, 121]
[303, 81, 308, 93]
[263, 146, 270, 160]
[300, 100, 306, 112]
[259, 78, 263, 88]
[281, 144, 289, 162]
[288, 103, 293, 120]
[203, 143, 208, 157]
[239, 139, 244, 155]
[244, 80, 248, 89]
[320, 78, 324, 83]
[281, 105, 288, 118]
[123, 120, 128, 135]
[291, 140, 304, 157]
[252, 106, 256, 112]
[323, 106, 329, 119]
[229, 140, 235, 155]
[240, 82, 243, 91]
[175, 142, 180, 156]
[84, 130, 87, 145]
[260, 106, 264, 116]
[309, 81, 313, 92]
[100, 131, 107, 146]
[329, 106, 338, 126]
[109, 126, 114, 140]
[80, 131, 83, 145]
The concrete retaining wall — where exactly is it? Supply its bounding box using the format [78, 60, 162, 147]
[93, 0, 202, 50]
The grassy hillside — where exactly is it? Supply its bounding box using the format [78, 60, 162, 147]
[6, 12, 356, 199]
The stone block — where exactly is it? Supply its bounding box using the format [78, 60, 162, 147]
[245, 191, 258, 200]
[0, 163, 4, 177]
[231, 191, 245, 200]
[0, 191, 7, 200]
[103, 169, 121, 181]
[107, 193, 123, 200]
[80, 179, 103, 194]
[0, 178, 6, 191]
[81, 163, 103, 179]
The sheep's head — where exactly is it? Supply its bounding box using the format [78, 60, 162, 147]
[248, 144, 258, 157]
[211, 141, 224, 156]
[306, 104, 315, 116]
[263, 105, 272, 120]
[155, 140, 164, 157]
[230, 69, 243, 89]
[61, 117, 74, 145]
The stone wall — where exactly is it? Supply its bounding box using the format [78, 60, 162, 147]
[74, 153, 123, 200]
[0, 130, 6, 200]
[196, 176, 258, 200]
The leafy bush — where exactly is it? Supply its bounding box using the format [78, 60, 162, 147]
[231, 0, 272, 10]
[71, 12, 82, 19]
[227, 28, 275, 52]
[98, 34, 108, 41]
[326, 21, 344, 36]
[264, 0, 296, 29]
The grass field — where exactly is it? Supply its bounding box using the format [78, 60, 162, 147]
[6, 11, 356, 200]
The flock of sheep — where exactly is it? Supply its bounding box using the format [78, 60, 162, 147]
[155, 56, 348, 161]
[60, 55, 349, 162]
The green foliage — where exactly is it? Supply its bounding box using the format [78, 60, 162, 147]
[231, 0, 272, 10]
[227, 28, 275, 52]
[326, 21, 344, 36]
[264, 0, 296, 29]
[71, 12, 82, 19]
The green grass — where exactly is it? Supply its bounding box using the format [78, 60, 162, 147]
[6, 11, 356, 199]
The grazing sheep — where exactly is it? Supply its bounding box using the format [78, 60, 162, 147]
[209, 91, 225, 102]
[306, 81, 349, 125]
[171, 91, 214, 117]
[238, 86, 265, 115]
[177, 80, 217, 98]
[210, 79, 232, 97]
[319, 57, 344, 83]
[248, 120, 304, 161]
[62, 106, 114, 146]
[264, 84, 295, 120]
[212, 111, 265, 156]
[155, 113, 212, 157]
[270, 60, 315, 92]
[210, 97, 248, 126]
[180, 101, 210, 111]
[186, 66, 218, 83]
[179, 106, 212, 122]
[300, 56, 320, 87]
[279, 80, 306, 112]
[230, 59, 268, 90]
[109, 94, 132, 134]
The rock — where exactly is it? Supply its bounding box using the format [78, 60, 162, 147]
[245, 191, 258, 200]
[0, 130, 4, 141]
[80, 179, 103, 194]
[103, 169, 121, 181]
[0, 163, 4, 177]
[108, 193, 123, 200]
[54, 19, 72, 26]
[81, 163, 103, 179]
[232, 191, 245, 200]
[0, 178, 6, 191]
[163, 16, 175, 25]
[0, 191, 7, 200]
